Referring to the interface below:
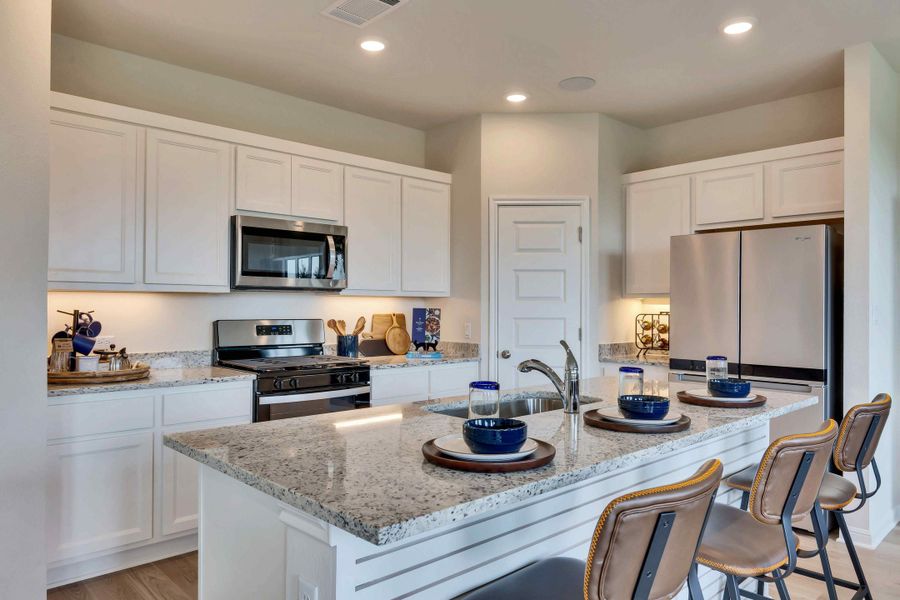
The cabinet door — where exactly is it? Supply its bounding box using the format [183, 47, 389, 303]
[160, 443, 199, 536]
[344, 167, 401, 292]
[236, 146, 292, 215]
[766, 151, 843, 217]
[429, 363, 479, 400]
[401, 178, 451, 295]
[145, 129, 231, 286]
[371, 368, 429, 405]
[693, 165, 764, 226]
[291, 156, 343, 222]
[49, 111, 138, 283]
[47, 432, 154, 562]
[625, 177, 691, 296]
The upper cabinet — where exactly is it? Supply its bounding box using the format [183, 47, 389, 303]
[692, 165, 764, 226]
[623, 138, 844, 296]
[235, 146, 292, 215]
[344, 167, 402, 293]
[401, 178, 451, 295]
[47, 93, 451, 295]
[145, 129, 231, 287]
[291, 156, 343, 222]
[49, 111, 139, 284]
[624, 176, 691, 296]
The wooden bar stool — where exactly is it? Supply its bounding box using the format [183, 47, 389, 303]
[460, 459, 723, 600]
[725, 394, 891, 600]
[694, 420, 838, 600]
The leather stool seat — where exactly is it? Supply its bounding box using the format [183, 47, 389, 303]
[727, 465, 858, 511]
[696, 504, 799, 577]
[460, 557, 586, 600]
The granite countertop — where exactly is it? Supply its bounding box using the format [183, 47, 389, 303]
[164, 377, 817, 546]
[365, 355, 480, 369]
[598, 354, 670, 368]
[47, 366, 255, 398]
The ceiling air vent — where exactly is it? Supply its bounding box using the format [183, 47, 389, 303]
[322, 0, 407, 27]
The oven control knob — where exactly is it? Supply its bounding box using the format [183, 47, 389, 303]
[337, 373, 348, 384]
[288, 378, 299, 389]
[273, 378, 284, 390]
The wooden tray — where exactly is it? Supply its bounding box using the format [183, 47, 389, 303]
[422, 438, 556, 473]
[48, 364, 150, 385]
[583, 409, 691, 433]
[677, 390, 767, 409]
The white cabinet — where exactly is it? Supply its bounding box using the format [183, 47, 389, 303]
[624, 176, 691, 296]
[766, 151, 843, 217]
[160, 443, 200, 536]
[401, 178, 451, 295]
[693, 165, 764, 226]
[48, 111, 139, 284]
[292, 156, 344, 222]
[235, 146, 292, 215]
[344, 167, 402, 292]
[47, 432, 154, 562]
[145, 129, 231, 286]
[371, 362, 480, 406]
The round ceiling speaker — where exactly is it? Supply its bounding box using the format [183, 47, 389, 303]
[558, 76, 596, 91]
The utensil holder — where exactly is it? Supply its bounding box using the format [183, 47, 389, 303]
[337, 335, 359, 358]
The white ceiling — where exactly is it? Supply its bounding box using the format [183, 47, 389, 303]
[52, 0, 900, 131]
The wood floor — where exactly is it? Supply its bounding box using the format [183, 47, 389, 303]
[47, 527, 900, 599]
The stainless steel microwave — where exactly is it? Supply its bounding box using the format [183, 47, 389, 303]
[231, 215, 348, 291]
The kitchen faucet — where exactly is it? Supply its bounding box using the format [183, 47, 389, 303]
[517, 340, 580, 414]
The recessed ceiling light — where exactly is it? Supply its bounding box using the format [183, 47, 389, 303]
[722, 18, 755, 35]
[559, 76, 596, 92]
[506, 93, 527, 103]
[360, 39, 386, 52]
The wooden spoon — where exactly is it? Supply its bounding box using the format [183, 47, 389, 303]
[352, 316, 366, 336]
[337, 320, 347, 336]
[326, 319, 342, 337]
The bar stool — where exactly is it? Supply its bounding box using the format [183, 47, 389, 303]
[460, 459, 723, 600]
[725, 394, 891, 600]
[694, 420, 838, 600]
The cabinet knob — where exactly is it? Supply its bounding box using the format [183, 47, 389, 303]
[500, 350, 511, 359]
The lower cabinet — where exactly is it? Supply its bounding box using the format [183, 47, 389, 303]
[371, 362, 480, 406]
[46, 380, 253, 585]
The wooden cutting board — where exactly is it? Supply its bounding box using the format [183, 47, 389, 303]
[364, 313, 406, 340]
[385, 313, 411, 355]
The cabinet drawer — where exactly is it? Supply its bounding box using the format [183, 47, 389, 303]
[371, 368, 429, 405]
[429, 363, 479, 398]
[48, 395, 155, 440]
[162, 385, 251, 426]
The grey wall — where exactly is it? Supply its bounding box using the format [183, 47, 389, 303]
[0, 1, 50, 596]
[51, 35, 427, 167]
[637, 87, 844, 170]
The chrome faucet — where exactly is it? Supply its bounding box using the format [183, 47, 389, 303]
[517, 340, 580, 413]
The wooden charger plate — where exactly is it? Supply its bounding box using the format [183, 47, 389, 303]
[422, 438, 556, 473]
[48, 364, 150, 385]
[677, 390, 767, 409]
[583, 409, 691, 433]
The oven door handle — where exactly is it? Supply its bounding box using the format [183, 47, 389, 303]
[325, 235, 337, 279]
[258, 386, 370, 405]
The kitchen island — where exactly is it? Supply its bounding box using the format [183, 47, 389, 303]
[164, 377, 818, 600]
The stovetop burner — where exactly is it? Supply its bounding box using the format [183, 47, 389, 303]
[220, 355, 367, 374]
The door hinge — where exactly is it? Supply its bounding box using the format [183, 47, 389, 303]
[578, 226, 583, 243]
[578, 327, 582, 341]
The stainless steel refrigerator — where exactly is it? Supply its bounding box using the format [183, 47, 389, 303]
[668, 224, 842, 440]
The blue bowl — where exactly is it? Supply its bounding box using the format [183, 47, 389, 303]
[617, 395, 670, 420]
[463, 418, 528, 454]
[708, 378, 751, 398]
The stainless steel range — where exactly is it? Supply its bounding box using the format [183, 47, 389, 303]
[213, 319, 370, 421]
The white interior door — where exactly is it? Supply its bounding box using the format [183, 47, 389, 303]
[496, 204, 583, 389]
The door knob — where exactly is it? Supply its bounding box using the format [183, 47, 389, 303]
[500, 350, 511, 359]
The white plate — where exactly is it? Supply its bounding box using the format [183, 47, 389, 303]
[433, 434, 538, 462]
[685, 388, 757, 402]
[594, 406, 683, 426]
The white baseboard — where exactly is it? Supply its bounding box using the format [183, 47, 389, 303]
[47, 534, 197, 588]
[844, 506, 899, 549]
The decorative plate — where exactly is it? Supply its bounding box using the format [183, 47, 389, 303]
[594, 406, 683, 426]
[685, 388, 757, 402]
[432, 434, 538, 462]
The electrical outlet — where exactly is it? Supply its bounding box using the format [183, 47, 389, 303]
[464, 321, 472, 339]
[298, 579, 318, 600]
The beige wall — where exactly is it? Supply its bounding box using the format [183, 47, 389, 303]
[843, 43, 900, 546]
[47, 292, 432, 353]
[51, 34, 426, 167]
[637, 87, 844, 170]
[0, 0, 50, 595]
[425, 116, 482, 345]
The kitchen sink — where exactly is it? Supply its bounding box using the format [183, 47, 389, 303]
[428, 393, 602, 419]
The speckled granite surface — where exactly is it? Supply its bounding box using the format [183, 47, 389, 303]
[129, 350, 213, 369]
[598, 343, 669, 367]
[164, 377, 817, 545]
[48, 366, 254, 397]
[366, 355, 480, 369]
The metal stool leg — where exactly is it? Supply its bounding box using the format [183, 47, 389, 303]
[810, 505, 839, 600]
[688, 563, 704, 600]
[773, 575, 791, 600]
[836, 511, 872, 600]
[740, 491, 749, 511]
[724, 574, 741, 600]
